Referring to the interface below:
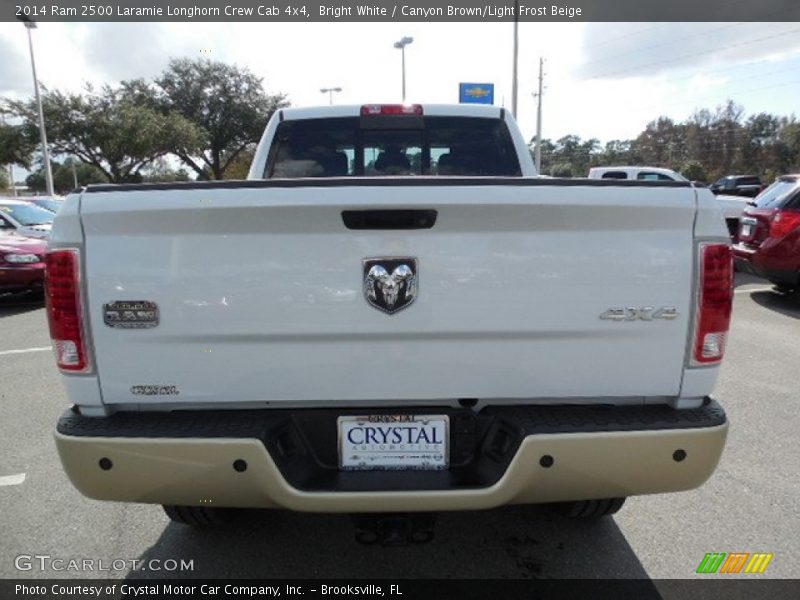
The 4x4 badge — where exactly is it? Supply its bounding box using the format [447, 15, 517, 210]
[363, 257, 417, 315]
[599, 306, 678, 321]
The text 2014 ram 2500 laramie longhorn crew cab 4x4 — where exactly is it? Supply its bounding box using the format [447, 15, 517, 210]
[49, 104, 732, 542]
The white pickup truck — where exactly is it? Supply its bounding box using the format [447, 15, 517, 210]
[50, 104, 732, 542]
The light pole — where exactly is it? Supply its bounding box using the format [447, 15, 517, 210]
[393, 36, 413, 102]
[69, 158, 78, 189]
[7, 164, 16, 197]
[512, 1, 519, 119]
[320, 87, 342, 105]
[20, 17, 54, 197]
[533, 57, 545, 174]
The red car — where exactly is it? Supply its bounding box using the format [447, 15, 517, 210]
[734, 174, 800, 292]
[0, 231, 47, 296]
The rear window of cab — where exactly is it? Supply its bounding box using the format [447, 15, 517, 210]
[264, 116, 522, 178]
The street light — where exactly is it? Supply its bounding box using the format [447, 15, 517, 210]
[69, 158, 78, 190]
[19, 16, 54, 197]
[393, 36, 413, 102]
[511, 1, 519, 119]
[320, 87, 342, 105]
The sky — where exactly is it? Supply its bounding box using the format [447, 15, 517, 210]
[1, 21, 799, 153]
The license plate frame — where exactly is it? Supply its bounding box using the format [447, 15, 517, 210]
[337, 414, 449, 471]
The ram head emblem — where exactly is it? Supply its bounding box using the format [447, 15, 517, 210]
[363, 258, 418, 314]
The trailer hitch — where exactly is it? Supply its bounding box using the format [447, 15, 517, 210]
[351, 513, 437, 546]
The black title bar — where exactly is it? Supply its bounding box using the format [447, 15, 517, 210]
[4, 579, 800, 600]
[3, 0, 800, 22]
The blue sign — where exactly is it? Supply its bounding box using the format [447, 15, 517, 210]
[459, 83, 494, 105]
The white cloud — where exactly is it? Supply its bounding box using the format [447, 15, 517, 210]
[1, 21, 799, 145]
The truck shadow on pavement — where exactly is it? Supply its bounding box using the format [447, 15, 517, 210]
[750, 290, 800, 320]
[127, 506, 654, 580]
[0, 295, 44, 318]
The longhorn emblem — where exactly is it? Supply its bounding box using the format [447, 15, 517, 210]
[363, 258, 418, 314]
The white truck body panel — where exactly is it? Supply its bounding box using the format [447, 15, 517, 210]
[78, 181, 700, 408]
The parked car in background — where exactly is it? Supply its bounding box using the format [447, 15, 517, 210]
[710, 175, 764, 198]
[0, 199, 55, 238]
[734, 174, 800, 292]
[588, 166, 688, 182]
[715, 194, 751, 239]
[588, 166, 745, 239]
[0, 231, 47, 297]
[28, 197, 64, 214]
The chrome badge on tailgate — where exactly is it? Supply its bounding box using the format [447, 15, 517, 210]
[103, 301, 159, 329]
[363, 257, 418, 314]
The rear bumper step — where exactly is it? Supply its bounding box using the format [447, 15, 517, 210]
[55, 400, 727, 512]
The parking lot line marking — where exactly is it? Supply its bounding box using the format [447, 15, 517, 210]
[734, 287, 774, 295]
[0, 473, 26, 487]
[0, 346, 51, 356]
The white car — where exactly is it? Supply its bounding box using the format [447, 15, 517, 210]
[588, 166, 747, 238]
[0, 199, 54, 238]
[50, 104, 731, 541]
[588, 166, 688, 182]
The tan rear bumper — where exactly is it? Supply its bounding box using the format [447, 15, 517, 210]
[55, 423, 727, 513]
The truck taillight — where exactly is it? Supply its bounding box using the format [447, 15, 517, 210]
[691, 243, 733, 366]
[45, 249, 90, 372]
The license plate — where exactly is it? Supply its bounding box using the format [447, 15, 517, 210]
[338, 415, 449, 471]
[740, 224, 753, 237]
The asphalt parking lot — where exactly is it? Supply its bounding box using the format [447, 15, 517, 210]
[0, 272, 798, 580]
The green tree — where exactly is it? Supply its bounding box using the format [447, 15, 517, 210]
[221, 149, 256, 180]
[5, 84, 202, 183]
[155, 58, 289, 179]
[549, 135, 599, 176]
[0, 120, 35, 168]
[26, 159, 108, 194]
[549, 162, 574, 177]
[0, 167, 9, 190]
[594, 140, 638, 166]
[776, 121, 800, 173]
[140, 158, 192, 183]
[632, 117, 686, 168]
[677, 160, 708, 183]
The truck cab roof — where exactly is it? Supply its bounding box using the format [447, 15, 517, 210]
[278, 104, 507, 121]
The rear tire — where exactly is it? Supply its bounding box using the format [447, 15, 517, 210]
[555, 497, 626, 518]
[162, 505, 238, 526]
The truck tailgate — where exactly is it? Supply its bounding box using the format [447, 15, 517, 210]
[79, 181, 696, 406]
